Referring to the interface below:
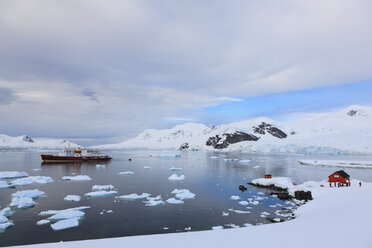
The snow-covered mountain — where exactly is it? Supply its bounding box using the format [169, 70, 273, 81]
[0, 134, 78, 149]
[95, 105, 372, 155]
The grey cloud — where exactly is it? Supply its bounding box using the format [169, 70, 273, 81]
[81, 88, 100, 103]
[0, 87, 17, 105]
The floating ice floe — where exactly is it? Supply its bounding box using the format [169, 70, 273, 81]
[273, 218, 281, 222]
[168, 174, 185, 181]
[0, 171, 28, 179]
[230, 195, 240, 200]
[239, 159, 251, 164]
[36, 219, 50, 225]
[12, 189, 45, 199]
[254, 166, 261, 169]
[238, 201, 249, 206]
[64, 195, 81, 202]
[99, 209, 114, 215]
[85, 190, 117, 198]
[184, 227, 191, 231]
[0, 215, 9, 224]
[222, 212, 229, 216]
[143, 195, 165, 206]
[10, 176, 53, 186]
[166, 198, 184, 204]
[171, 189, 195, 200]
[169, 167, 182, 171]
[1, 207, 12, 217]
[10, 197, 36, 209]
[32, 168, 42, 171]
[224, 158, 238, 162]
[62, 175, 92, 181]
[144, 166, 151, 169]
[96, 164, 106, 168]
[48, 210, 85, 221]
[116, 193, 151, 201]
[230, 209, 251, 214]
[0, 181, 11, 189]
[210, 156, 219, 159]
[51, 218, 79, 231]
[212, 226, 224, 230]
[39, 206, 91, 216]
[92, 185, 115, 191]
[0, 221, 13, 231]
[118, 171, 134, 175]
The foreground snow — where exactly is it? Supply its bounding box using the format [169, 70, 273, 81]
[299, 159, 372, 169]
[11, 179, 372, 248]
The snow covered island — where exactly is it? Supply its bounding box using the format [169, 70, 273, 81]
[94, 105, 372, 155]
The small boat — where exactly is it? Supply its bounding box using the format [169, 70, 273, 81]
[41, 147, 112, 163]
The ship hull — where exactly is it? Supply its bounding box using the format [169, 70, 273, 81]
[41, 154, 112, 163]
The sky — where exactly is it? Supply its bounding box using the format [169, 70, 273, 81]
[0, 0, 372, 146]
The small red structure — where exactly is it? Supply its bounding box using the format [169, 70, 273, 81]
[328, 170, 350, 185]
[264, 174, 272, 179]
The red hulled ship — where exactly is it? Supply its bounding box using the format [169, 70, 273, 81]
[41, 147, 112, 163]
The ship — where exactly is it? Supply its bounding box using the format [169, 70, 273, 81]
[41, 147, 112, 163]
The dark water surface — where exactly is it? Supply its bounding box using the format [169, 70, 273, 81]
[1, 150, 372, 247]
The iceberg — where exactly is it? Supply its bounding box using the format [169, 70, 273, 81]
[171, 189, 195, 200]
[168, 174, 185, 181]
[64, 195, 81, 202]
[62, 175, 91, 181]
[85, 190, 117, 198]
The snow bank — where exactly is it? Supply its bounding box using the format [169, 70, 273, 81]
[171, 189, 195, 200]
[251, 177, 294, 190]
[92, 185, 115, 191]
[168, 174, 185, 181]
[64, 195, 81, 202]
[10, 176, 53, 186]
[299, 160, 372, 169]
[116, 193, 151, 201]
[62, 175, 91, 181]
[85, 191, 117, 198]
[0, 171, 28, 179]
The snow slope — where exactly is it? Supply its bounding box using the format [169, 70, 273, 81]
[95, 105, 372, 154]
[9, 179, 372, 248]
[0, 134, 78, 149]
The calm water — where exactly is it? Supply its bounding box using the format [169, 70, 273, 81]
[1, 149, 372, 247]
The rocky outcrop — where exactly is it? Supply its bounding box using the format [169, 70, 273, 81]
[253, 122, 287, 139]
[22, 135, 34, 143]
[206, 131, 259, 149]
[178, 143, 189, 151]
[347, 110, 357, 117]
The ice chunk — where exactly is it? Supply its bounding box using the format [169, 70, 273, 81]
[210, 156, 219, 159]
[48, 210, 85, 220]
[166, 198, 184, 204]
[184, 227, 191, 231]
[96, 164, 106, 168]
[116, 193, 151, 201]
[143, 198, 165, 206]
[10, 176, 53, 186]
[231, 210, 251, 214]
[225, 223, 239, 228]
[0, 171, 28, 179]
[0, 215, 9, 224]
[239, 159, 251, 164]
[39, 206, 91, 216]
[0, 181, 11, 189]
[222, 212, 229, 216]
[51, 218, 79, 231]
[168, 174, 185, 181]
[64, 195, 81, 202]
[62, 175, 91, 181]
[10, 197, 36, 209]
[230, 195, 240, 200]
[92, 185, 115, 191]
[12, 189, 45, 199]
[273, 218, 281, 222]
[144, 166, 151, 169]
[212, 226, 224, 230]
[169, 167, 182, 171]
[85, 190, 117, 198]
[171, 189, 195, 200]
[106, 210, 113, 214]
[36, 219, 50, 225]
[0, 222, 13, 231]
[118, 171, 134, 175]
[238, 201, 249, 206]
[1, 207, 12, 217]
[224, 158, 236, 162]
[244, 223, 253, 227]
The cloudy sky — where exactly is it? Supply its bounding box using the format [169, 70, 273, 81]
[0, 0, 372, 145]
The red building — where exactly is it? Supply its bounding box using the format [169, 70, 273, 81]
[264, 174, 272, 179]
[328, 170, 350, 184]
